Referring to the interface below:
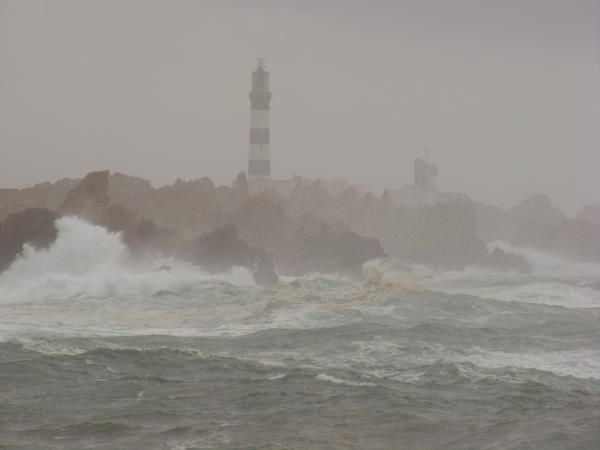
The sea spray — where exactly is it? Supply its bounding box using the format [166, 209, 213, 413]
[1, 242, 600, 449]
[2, 223, 600, 449]
[489, 240, 600, 280]
[0, 217, 254, 303]
[411, 241, 600, 309]
[362, 258, 420, 290]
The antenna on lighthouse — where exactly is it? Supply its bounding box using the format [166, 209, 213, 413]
[255, 58, 267, 69]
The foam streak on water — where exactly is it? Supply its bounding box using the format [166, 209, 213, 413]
[1, 218, 599, 449]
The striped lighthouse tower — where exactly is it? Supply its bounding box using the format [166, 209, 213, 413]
[248, 59, 272, 188]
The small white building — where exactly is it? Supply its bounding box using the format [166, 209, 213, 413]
[386, 157, 466, 208]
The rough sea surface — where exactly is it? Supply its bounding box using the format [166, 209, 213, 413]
[1, 218, 599, 449]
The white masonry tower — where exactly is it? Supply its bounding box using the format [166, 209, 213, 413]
[248, 59, 271, 190]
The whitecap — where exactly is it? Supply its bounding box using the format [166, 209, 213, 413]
[316, 373, 376, 387]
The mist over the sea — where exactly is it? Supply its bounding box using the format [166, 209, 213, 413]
[1, 217, 600, 449]
[1, 1, 600, 449]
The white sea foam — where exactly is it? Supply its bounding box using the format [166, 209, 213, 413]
[469, 282, 600, 308]
[363, 258, 420, 290]
[2, 219, 599, 386]
[0, 217, 254, 304]
[420, 242, 600, 309]
[267, 373, 287, 381]
[489, 241, 600, 281]
[316, 373, 377, 387]
[319, 339, 600, 382]
[458, 348, 600, 380]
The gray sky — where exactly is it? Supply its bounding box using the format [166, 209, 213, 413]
[1, 0, 599, 214]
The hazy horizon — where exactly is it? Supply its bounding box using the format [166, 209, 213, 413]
[2, 3, 600, 447]
[1, 0, 599, 214]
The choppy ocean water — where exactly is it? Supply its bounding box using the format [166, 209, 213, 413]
[1, 218, 599, 449]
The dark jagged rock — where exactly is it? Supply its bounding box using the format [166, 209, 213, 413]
[58, 171, 181, 259]
[102, 204, 140, 233]
[227, 193, 386, 277]
[123, 218, 181, 258]
[473, 201, 513, 242]
[0, 208, 58, 272]
[108, 172, 153, 195]
[508, 193, 565, 227]
[414, 201, 488, 269]
[109, 176, 223, 238]
[282, 182, 494, 271]
[232, 171, 249, 197]
[58, 170, 110, 221]
[484, 247, 532, 272]
[378, 200, 488, 270]
[278, 223, 387, 277]
[181, 224, 251, 272]
[180, 224, 279, 285]
[512, 219, 600, 262]
[474, 194, 566, 243]
[230, 193, 291, 253]
[0, 178, 77, 221]
[4, 169, 549, 275]
[252, 251, 279, 287]
[99, 205, 181, 259]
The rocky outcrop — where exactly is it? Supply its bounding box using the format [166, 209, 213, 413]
[474, 194, 566, 243]
[0, 208, 58, 272]
[483, 247, 532, 272]
[109, 176, 223, 239]
[122, 218, 182, 259]
[508, 194, 565, 227]
[57, 171, 180, 258]
[473, 201, 513, 242]
[226, 193, 387, 277]
[578, 204, 600, 225]
[512, 219, 600, 262]
[372, 200, 488, 270]
[252, 252, 279, 286]
[2, 169, 553, 277]
[180, 224, 279, 285]
[108, 172, 153, 195]
[0, 178, 77, 221]
[0, 173, 111, 273]
[277, 224, 387, 277]
[58, 170, 110, 221]
[229, 193, 292, 254]
[412, 201, 488, 269]
[102, 203, 140, 233]
[180, 224, 250, 272]
[507, 195, 599, 263]
[55, 172, 278, 283]
[283, 184, 502, 271]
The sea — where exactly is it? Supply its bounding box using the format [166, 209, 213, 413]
[1, 217, 599, 449]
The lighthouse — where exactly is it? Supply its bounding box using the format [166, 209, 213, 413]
[248, 60, 271, 188]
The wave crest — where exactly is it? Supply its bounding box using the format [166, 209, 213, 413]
[363, 258, 419, 290]
[0, 217, 253, 303]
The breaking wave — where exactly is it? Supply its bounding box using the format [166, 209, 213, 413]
[489, 240, 600, 281]
[362, 258, 420, 290]
[418, 241, 600, 309]
[0, 217, 253, 304]
[2, 223, 600, 448]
